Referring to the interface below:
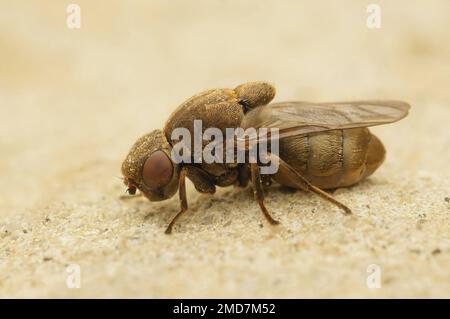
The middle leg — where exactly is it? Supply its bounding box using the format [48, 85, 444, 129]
[250, 163, 280, 225]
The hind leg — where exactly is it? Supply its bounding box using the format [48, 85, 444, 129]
[270, 154, 352, 215]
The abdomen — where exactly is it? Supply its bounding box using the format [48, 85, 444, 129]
[276, 128, 385, 189]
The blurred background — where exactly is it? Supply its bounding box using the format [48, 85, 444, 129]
[0, 1, 449, 297]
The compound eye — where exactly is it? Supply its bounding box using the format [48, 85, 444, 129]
[142, 150, 174, 189]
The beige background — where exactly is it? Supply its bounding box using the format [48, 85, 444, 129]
[0, 1, 449, 298]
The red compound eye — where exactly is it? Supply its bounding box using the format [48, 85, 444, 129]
[142, 150, 174, 189]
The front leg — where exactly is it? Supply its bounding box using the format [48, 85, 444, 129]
[165, 168, 188, 234]
[165, 166, 217, 234]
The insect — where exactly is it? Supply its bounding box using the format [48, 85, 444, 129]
[121, 81, 410, 234]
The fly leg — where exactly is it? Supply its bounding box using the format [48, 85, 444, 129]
[165, 168, 188, 234]
[250, 163, 280, 225]
[269, 153, 352, 215]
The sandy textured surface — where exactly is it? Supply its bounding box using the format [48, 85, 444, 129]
[0, 1, 449, 298]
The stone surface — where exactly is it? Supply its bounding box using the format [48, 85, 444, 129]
[0, 1, 448, 298]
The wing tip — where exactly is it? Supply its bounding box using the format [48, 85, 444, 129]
[354, 100, 411, 117]
[389, 100, 411, 111]
[389, 100, 411, 118]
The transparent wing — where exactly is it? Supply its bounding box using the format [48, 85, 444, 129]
[240, 100, 410, 140]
